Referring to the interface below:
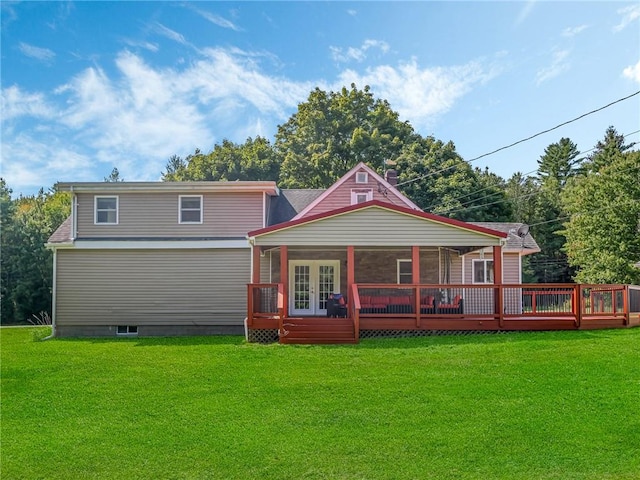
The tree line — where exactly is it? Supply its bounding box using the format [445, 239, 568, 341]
[1, 85, 638, 324]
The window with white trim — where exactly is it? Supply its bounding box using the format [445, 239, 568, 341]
[397, 259, 412, 284]
[351, 189, 373, 205]
[116, 325, 138, 336]
[94, 196, 118, 224]
[473, 259, 494, 284]
[179, 195, 203, 224]
[355, 171, 368, 184]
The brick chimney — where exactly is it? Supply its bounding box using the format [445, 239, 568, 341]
[384, 169, 398, 186]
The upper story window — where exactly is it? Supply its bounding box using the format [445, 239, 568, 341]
[94, 196, 118, 225]
[179, 195, 203, 224]
[355, 171, 368, 184]
[351, 189, 373, 205]
[397, 259, 413, 284]
[473, 259, 495, 284]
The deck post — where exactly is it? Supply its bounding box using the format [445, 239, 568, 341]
[252, 245, 261, 284]
[623, 285, 630, 325]
[347, 246, 355, 295]
[575, 285, 582, 328]
[412, 246, 420, 328]
[493, 245, 504, 328]
[280, 245, 288, 319]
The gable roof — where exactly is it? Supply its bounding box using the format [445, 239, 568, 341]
[47, 216, 73, 245]
[468, 222, 540, 255]
[292, 162, 420, 220]
[268, 189, 326, 226]
[249, 199, 508, 239]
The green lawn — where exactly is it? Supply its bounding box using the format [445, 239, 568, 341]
[2, 327, 639, 479]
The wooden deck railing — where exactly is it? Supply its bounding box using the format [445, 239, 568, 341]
[246, 283, 284, 329]
[247, 283, 640, 334]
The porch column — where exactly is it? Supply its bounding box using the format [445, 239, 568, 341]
[347, 245, 355, 298]
[252, 245, 261, 284]
[493, 245, 503, 327]
[412, 246, 421, 328]
[280, 246, 288, 318]
[412, 246, 420, 283]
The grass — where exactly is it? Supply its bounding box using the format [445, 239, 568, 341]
[2, 327, 640, 480]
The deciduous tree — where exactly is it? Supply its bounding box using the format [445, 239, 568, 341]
[276, 84, 415, 188]
[562, 149, 640, 284]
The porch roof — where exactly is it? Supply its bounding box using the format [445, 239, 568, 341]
[248, 200, 507, 248]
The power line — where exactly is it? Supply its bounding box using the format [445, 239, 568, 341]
[397, 91, 640, 188]
[429, 129, 640, 216]
[465, 92, 640, 164]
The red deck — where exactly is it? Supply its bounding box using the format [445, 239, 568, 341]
[247, 283, 640, 344]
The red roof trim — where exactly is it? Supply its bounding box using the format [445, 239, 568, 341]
[248, 200, 508, 238]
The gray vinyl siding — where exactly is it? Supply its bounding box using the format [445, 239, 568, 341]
[76, 192, 263, 238]
[448, 250, 463, 283]
[56, 248, 250, 326]
[255, 207, 503, 247]
[463, 252, 521, 284]
[462, 252, 522, 315]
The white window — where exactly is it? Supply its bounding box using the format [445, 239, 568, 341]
[94, 196, 118, 224]
[473, 259, 495, 284]
[116, 325, 138, 336]
[355, 171, 368, 184]
[351, 189, 373, 205]
[397, 259, 413, 284]
[179, 195, 203, 224]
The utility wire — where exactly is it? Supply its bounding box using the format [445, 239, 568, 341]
[397, 91, 640, 188]
[429, 129, 640, 216]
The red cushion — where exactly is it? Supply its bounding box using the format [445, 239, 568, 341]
[370, 296, 389, 308]
[392, 296, 411, 305]
[421, 296, 434, 306]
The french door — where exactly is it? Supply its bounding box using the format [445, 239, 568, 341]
[289, 260, 340, 316]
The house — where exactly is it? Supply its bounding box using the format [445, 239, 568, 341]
[47, 163, 638, 342]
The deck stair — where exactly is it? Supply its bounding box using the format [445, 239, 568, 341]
[279, 317, 356, 344]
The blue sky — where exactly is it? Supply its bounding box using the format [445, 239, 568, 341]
[2, 1, 639, 197]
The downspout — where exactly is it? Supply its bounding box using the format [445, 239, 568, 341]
[71, 187, 77, 240]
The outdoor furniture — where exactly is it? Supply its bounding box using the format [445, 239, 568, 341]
[438, 295, 463, 314]
[387, 295, 413, 314]
[327, 293, 347, 317]
[420, 295, 436, 314]
[359, 295, 389, 314]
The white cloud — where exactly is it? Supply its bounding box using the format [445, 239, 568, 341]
[0, 132, 94, 189]
[153, 22, 190, 47]
[185, 47, 315, 118]
[122, 38, 159, 52]
[2, 44, 503, 192]
[614, 4, 640, 33]
[18, 42, 55, 62]
[535, 49, 570, 85]
[337, 58, 500, 131]
[190, 5, 241, 31]
[1, 85, 55, 120]
[561, 25, 588, 37]
[622, 60, 640, 83]
[330, 39, 390, 63]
